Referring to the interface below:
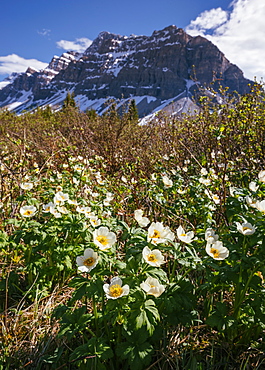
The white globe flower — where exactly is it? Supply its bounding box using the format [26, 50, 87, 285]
[258, 170, 265, 182]
[147, 222, 175, 244]
[140, 277, 165, 297]
[20, 182, 34, 190]
[255, 200, 265, 214]
[42, 202, 56, 213]
[249, 181, 259, 192]
[54, 191, 69, 205]
[206, 240, 229, 260]
[205, 228, 219, 244]
[103, 276, 129, 299]
[142, 246, 165, 267]
[162, 174, 173, 188]
[76, 248, 99, 273]
[93, 226, 116, 250]
[236, 221, 256, 235]
[20, 205, 37, 217]
[89, 214, 101, 227]
[134, 209, 150, 227]
[177, 225, 194, 244]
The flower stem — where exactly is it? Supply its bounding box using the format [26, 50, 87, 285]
[92, 295, 99, 336]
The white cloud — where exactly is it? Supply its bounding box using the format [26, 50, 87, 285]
[187, 7, 229, 33]
[37, 28, 51, 37]
[186, 0, 265, 80]
[56, 37, 92, 53]
[0, 54, 48, 76]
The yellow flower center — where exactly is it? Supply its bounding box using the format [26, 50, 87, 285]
[147, 253, 158, 262]
[24, 210, 33, 216]
[83, 257, 95, 266]
[96, 235, 108, 246]
[242, 227, 251, 232]
[151, 229, 160, 239]
[210, 248, 220, 258]
[109, 284, 123, 297]
[180, 233, 186, 237]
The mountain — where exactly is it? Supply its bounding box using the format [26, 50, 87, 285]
[0, 25, 252, 117]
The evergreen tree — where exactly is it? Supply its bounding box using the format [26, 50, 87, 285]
[127, 99, 139, 122]
[86, 109, 98, 120]
[62, 92, 76, 110]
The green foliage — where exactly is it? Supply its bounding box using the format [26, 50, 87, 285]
[2, 83, 265, 369]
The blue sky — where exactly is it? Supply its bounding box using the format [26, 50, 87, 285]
[0, 0, 264, 81]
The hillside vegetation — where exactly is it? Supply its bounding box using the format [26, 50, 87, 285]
[1, 84, 265, 369]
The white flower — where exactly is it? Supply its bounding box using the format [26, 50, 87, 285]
[76, 205, 91, 216]
[245, 195, 257, 208]
[72, 177, 80, 185]
[147, 222, 175, 244]
[255, 200, 265, 214]
[177, 225, 194, 244]
[236, 221, 256, 235]
[20, 182, 33, 190]
[134, 209, 150, 227]
[68, 199, 79, 206]
[206, 190, 220, 204]
[206, 240, 229, 260]
[106, 192, 114, 200]
[199, 177, 211, 186]
[74, 164, 84, 172]
[54, 191, 69, 205]
[52, 211, 62, 218]
[20, 205, 37, 217]
[89, 214, 101, 227]
[96, 176, 105, 185]
[57, 205, 69, 214]
[103, 276, 129, 299]
[205, 228, 218, 244]
[103, 192, 114, 206]
[200, 168, 208, 176]
[229, 186, 236, 197]
[42, 202, 56, 213]
[177, 187, 187, 194]
[93, 226, 116, 250]
[140, 276, 165, 297]
[76, 248, 99, 273]
[162, 174, 173, 188]
[258, 170, 265, 182]
[142, 246, 165, 267]
[249, 181, 259, 192]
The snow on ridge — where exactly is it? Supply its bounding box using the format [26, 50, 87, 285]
[0, 80, 11, 90]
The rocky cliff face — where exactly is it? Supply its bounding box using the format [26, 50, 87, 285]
[0, 25, 252, 116]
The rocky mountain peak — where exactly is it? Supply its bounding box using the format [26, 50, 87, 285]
[0, 25, 252, 116]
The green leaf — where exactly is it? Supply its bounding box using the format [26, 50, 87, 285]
[116, 340, 153, 370]
[70, 337, 114, 362]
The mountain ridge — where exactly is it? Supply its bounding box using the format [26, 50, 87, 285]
[0, 25, 252, 116]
